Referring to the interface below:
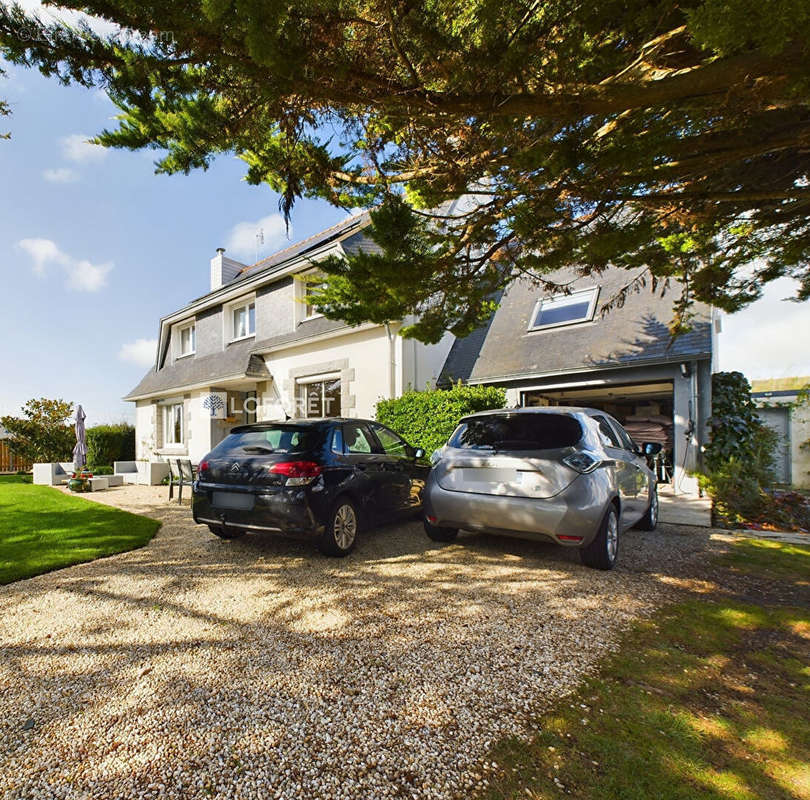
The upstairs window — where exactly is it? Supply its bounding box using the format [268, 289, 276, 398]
[529, 287, 599, 331]
[305, 286, 325, 319]
[178, 323, 196, 357]
[231, 301, 255, 340]
[300, 272, 326, 320]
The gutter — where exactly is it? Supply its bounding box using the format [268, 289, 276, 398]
[460, 352, 713, 386]
[122, 371, 256, 402]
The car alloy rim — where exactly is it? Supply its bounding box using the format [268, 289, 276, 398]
[333, 504, 357, 550]
[606, 511, 618, 562]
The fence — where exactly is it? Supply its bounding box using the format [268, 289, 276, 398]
[0, 441, 32, 473]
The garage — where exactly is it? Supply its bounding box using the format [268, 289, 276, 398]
[521, 380, 679, 485]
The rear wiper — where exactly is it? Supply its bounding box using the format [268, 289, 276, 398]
[242, 445, 275, 454]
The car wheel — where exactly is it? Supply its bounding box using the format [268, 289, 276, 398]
[579, 505, 619, 570]
[208, 524, 245, 540]
[423, 518, 459, 542]
[318, 498, 358, 557]
[635, 486, 659, 531]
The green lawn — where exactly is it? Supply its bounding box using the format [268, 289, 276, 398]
[482, 539, 810, 800]
[0, 473, 32, 484]
[0, 475, 160, 584]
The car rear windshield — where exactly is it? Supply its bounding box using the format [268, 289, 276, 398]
[209, 425, 323, 457]
[448, 413, 583, 451]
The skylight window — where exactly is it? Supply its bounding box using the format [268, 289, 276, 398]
[529, 287, 599, 331]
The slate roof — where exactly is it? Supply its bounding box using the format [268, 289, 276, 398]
[123, 316, 368, 399]
[123, 338, 271, 399]
[440, 267, 714, 385]
[234, 210, 372, 282]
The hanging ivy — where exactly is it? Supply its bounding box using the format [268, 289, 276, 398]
[704, 372, 766, 470]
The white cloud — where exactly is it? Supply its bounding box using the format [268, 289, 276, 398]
[17, 238, 112, 291]
[67, 258, 113, 292]
[61, 133, 109, 163]
[225, 213, 289, 262]
[42, 167, 79, 183]
[719, 277, 810, 380]
[118, 338, 157, 368]
[18, 237, 69, 275]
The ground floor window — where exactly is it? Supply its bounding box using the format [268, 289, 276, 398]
[298, 376, 342, 418]
[163, 402, 184, 445]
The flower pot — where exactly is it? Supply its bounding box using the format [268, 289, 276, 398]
[68, 478, 86, 492]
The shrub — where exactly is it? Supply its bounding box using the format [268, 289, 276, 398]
[86, 424, 136, 467]
[87, 465, 113, 475]
[700, 372, 778, 526]
[0, 398, 75, 463]
[704, 371, 767, 470]
[375, 383, 506, 455]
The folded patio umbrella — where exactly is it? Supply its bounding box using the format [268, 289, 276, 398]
[72, 405, 87, 470]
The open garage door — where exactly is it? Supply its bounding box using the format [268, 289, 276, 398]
[521, 380, 675, 484]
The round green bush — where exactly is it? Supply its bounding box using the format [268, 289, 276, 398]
[375, 383, 506, 455]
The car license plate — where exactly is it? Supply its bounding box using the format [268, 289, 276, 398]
[212, 491, 254, 511]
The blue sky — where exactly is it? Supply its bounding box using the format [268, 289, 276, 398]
[0, 60, 348, 425]
[1, 6, 809, 426]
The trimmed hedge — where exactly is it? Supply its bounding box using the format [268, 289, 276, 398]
[86, 424, 135, 467]
[375, 383, 506, 455]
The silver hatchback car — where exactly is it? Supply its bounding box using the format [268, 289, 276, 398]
[423, 407, 660, 569]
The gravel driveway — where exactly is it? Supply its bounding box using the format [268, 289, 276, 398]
[1, 486, 713, 800]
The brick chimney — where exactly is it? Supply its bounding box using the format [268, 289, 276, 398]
[210, 247, 246, 291]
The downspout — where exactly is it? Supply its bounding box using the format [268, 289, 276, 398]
[384, 322, 397, 399]
[692, 360, 703, 481]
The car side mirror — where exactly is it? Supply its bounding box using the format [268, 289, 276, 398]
[414, 448, 425, 460]
[643, 442, 662, 456]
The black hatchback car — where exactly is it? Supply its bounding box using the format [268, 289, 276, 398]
[192, 419, 429, 556]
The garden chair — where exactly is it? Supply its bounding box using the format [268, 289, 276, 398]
[175, 459, 197, 505]
[167, 460, 181, 502]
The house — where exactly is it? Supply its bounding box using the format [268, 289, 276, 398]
[124, 212, 455, 463]
[439, 268, 720, 494]
[126, 211, 719, 497]
[751, 377, 810, 488]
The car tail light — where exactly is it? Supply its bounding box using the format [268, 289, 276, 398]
[562, 451, 601, 474]
[198, 460, 210, 475]
[269, 461, 323, 486]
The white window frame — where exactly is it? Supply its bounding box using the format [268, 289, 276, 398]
[176, 321, 196, 358]
[162, 401, 185, 446]
[296, 271, 325, 322]
[528, 287, 600, 332]
[224, 295, 256, 343]
[297, 373, 342, 418]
